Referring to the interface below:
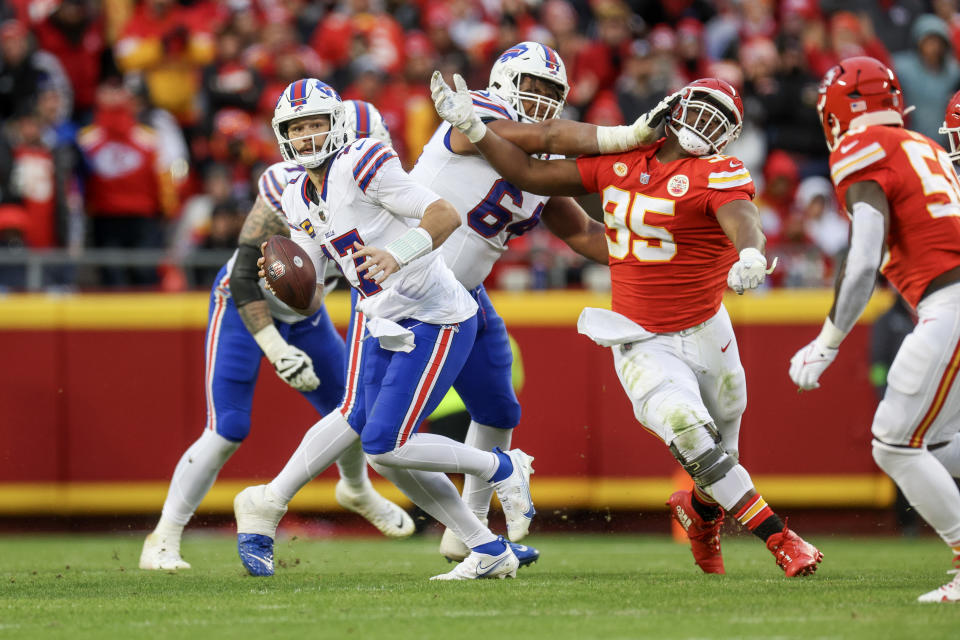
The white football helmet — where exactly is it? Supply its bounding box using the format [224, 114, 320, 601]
[343, 99, 392, 145]
[489, 41, 569, 122]
[666, 78, 744, 156]
[272, 78, 348, 168]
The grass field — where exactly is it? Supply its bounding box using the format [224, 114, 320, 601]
[1, 531, 957, 639]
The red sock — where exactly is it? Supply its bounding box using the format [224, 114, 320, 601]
[734, 494, 784, 542]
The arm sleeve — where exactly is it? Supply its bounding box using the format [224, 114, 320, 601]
[832, 201, 885, 333]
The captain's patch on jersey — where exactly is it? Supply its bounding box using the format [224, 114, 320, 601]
[668, 174, 689, 196]
[614, 162, 628, 177]
[300, 219, 316, 238]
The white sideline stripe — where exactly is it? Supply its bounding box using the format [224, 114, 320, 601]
[204, 273, 231, 432]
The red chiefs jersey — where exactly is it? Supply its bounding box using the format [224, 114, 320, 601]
[577, 140, 754, 332]
[830, 125, 960, 307]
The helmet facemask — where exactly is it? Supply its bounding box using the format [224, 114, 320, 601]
[667, 91, 742, 156]
[274, 109, 347, 169]
[495, 72, 567, 122]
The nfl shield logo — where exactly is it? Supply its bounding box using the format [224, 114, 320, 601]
[640, 173, 650, 184]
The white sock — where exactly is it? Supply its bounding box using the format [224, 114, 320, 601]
[158, 430, 240, 530]
[367, 460, 495, 548]
[269, 412, 358, 504]
[931, 434, 960, 477]
[366, 432, 498, 479]
[461, 422, 512, 518]
[335, 439, 371, 492]
[873, 440, 960, 546]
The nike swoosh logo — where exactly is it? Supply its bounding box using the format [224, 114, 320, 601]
[922, 318, 936, 324]
[840, 141, 859, 154]
[311, 314, 323, 326]
[721, 339, 732, 353]
[397, 514, 406, 529]
[245, 554, 273, 572]
[476, 556, 508, 576]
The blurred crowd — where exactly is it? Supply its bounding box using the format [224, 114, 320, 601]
[1, 0, 958, 291]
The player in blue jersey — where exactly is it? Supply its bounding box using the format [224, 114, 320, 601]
[233, 78, 541, 580]
[140, 101, 413, 572]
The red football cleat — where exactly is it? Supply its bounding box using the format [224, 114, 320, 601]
[766, 525, 823, 577]
[668, 490, 725, 574]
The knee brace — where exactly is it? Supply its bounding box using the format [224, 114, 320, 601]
[668, 422, 738, 488]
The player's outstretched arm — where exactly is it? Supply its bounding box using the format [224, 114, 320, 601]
[788, 179, 888, 391]
[540, 197, 608, 264]
[440, 73, 678, 158]
[432, 71, 587, 196]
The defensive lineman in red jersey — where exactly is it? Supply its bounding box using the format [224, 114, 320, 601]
[790, 56, 960, 602]
[432, 71, 823, 576]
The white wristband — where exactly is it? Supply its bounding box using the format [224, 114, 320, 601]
[596, 125, 634, 153]
[385, 227, 434, 267]
[816, 318, 847, 350]
[253, 324, 286, 363]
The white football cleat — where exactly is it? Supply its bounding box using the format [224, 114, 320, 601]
[492, 448, 535, 542]
[918, 570, 960, 603]
[335, 480, 415, 538]
[430, 540, 519, 581]
[439, 516, 487, 562]
[139, 532, 191, 570]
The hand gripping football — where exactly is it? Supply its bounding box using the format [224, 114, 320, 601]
[262, 235, 317, 309]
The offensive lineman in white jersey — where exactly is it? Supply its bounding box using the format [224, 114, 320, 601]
[139, 100, 412, 571]
[406, 42, 673, 560]
[233, 78, 538, 580]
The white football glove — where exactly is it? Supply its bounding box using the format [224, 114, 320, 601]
[631, 92, 682, 144]
[727, 247, 767, 295]
[431, 70, 487, 143]
[789, 339, 839, 391]
[271, 345, 320, 391]
[253, 325, 320, 391]
[596, 92, 681, 152]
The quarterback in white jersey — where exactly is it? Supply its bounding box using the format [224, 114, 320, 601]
[140, 102, 413, 572]
[234, 78, 538, 581]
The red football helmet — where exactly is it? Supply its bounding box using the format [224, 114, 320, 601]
[939, 89, 960, 163]
[667, 78, 744, 156]
[817, 56, 904, 152]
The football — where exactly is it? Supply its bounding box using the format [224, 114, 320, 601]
[262, 235, 317, 309]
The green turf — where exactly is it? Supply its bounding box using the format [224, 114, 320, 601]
[1, 532, 957, 639]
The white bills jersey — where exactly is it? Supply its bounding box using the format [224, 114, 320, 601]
[410, 89, 558, 290]
[224, 161, 305, 324]
[279, 138, 477, 324]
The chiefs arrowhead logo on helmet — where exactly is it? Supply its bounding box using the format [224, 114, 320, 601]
[817, 56, 904, 152]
